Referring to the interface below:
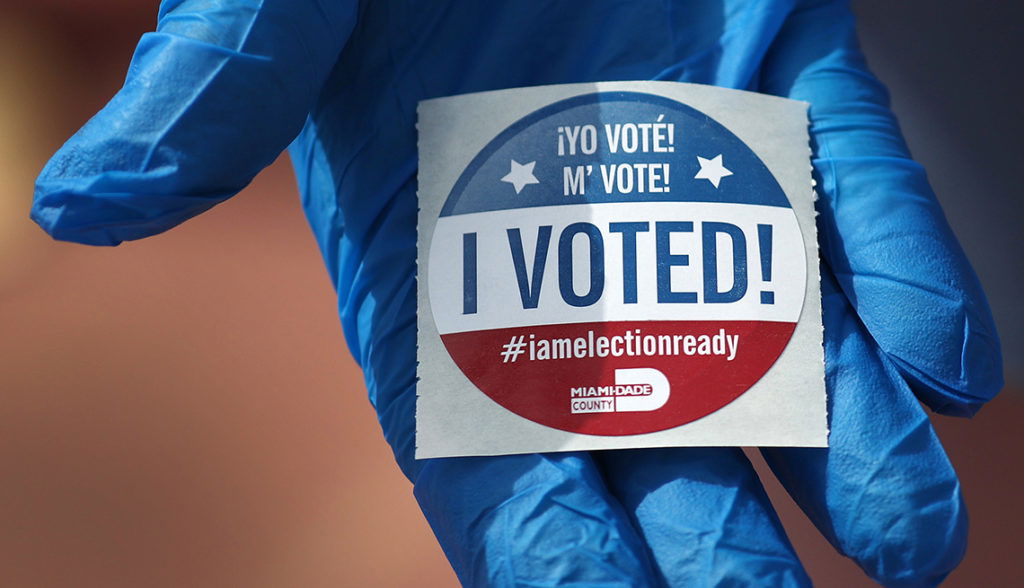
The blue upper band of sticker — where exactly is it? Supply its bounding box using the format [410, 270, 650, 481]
[439, 92, 791, 218]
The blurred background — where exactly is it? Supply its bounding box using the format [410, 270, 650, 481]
[0, 1, 1020, 586]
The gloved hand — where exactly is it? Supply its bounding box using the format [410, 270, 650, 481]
[32, 1, 1002, 586]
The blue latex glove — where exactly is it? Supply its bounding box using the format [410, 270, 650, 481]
[33, 1, 1003, 586]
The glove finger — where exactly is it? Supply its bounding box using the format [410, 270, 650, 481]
[415, 453, 661, 587]
[761, 266, 967, 587]
[596, 447, 811, 587]
[759, 0, 1002, 416]
[32, 0, 356, 246]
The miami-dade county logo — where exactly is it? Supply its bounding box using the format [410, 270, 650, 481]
[427, 92, 805, 436]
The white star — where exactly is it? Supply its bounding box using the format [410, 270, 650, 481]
[694, 154, 733, 188]
[500, 159, 540, 194]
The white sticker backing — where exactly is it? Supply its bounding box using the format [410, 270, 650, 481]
[416, 81, 826, 458]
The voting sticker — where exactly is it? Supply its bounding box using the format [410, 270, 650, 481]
[416, 81, 826, 458]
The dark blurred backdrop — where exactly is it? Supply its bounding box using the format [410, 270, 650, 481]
[1, 1, 1020, 586]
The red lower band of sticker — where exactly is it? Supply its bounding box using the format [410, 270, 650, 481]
[441, 320, 796, 435]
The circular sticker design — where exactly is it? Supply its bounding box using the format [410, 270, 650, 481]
[428, 92, 805, 435]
